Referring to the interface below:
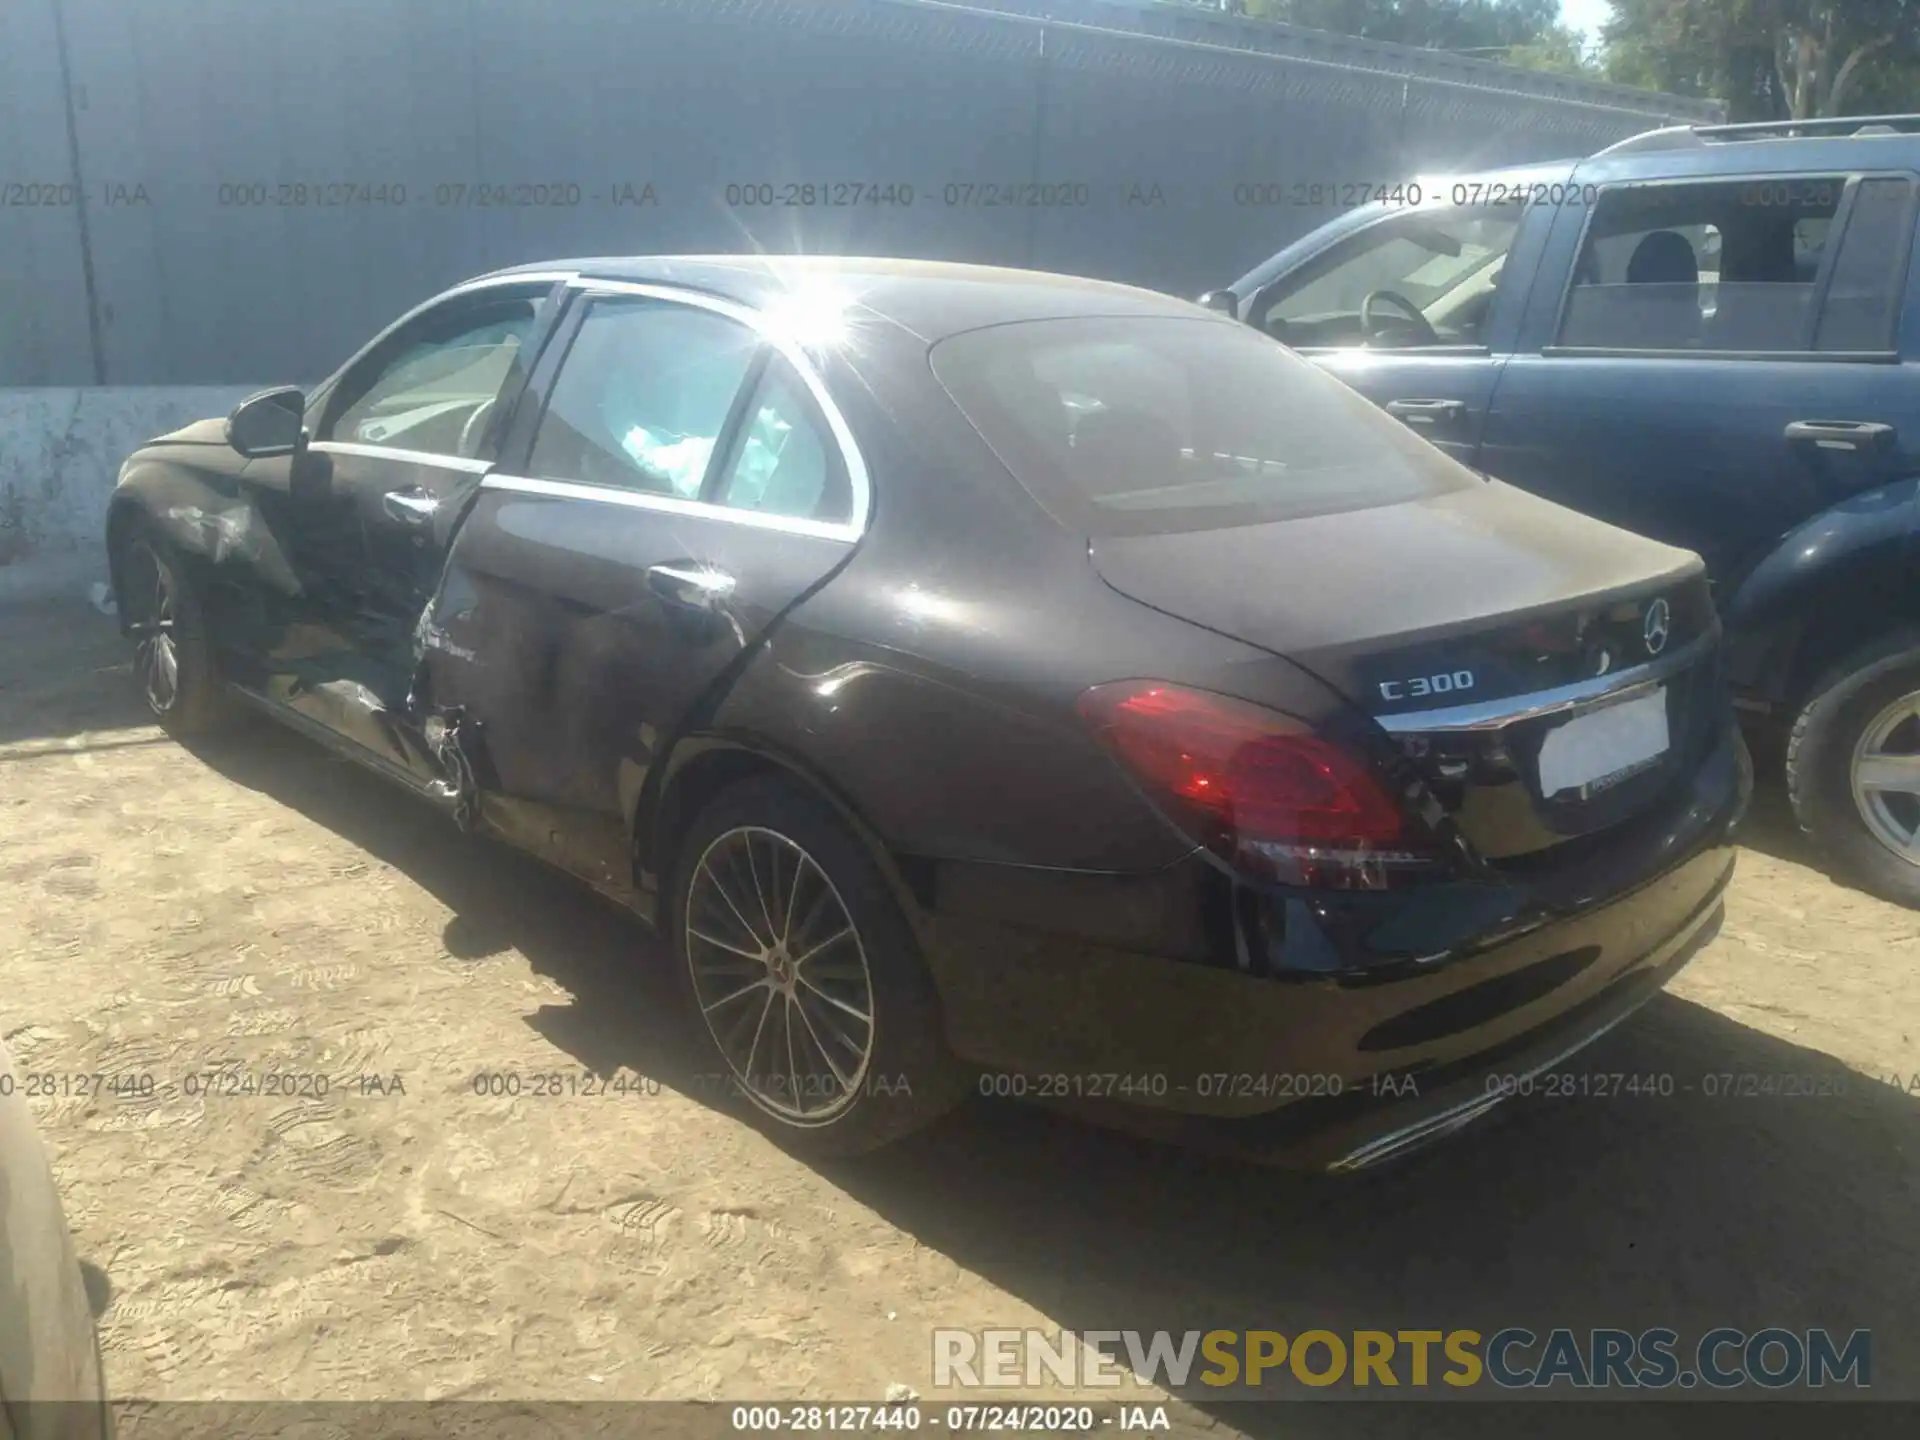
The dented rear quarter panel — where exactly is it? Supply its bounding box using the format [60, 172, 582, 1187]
[640, 334, 1345, 888]
[413, 326, 1220, 898]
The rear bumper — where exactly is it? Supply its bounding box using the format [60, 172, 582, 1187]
[1221, 874, 1724, 1171]
[919, 718, 1749, 1166]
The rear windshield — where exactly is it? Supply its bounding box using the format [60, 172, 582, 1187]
[929, 316, 1477, 536]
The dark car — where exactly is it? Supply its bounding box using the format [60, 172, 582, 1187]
[0, 1038, 113, 1440]
[106, 257, 1747, 1166]
[1212, 114, 1920, 904]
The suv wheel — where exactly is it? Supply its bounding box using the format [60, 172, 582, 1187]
[669, 775, 971, 1155]
[1788, 634, 1920, 906]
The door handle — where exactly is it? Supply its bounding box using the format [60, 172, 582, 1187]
[1784, 420, 1895, 453]
[646, 562, 737, 613]
[1385, 398, 1467, 428]
[382, 486, 441, 525]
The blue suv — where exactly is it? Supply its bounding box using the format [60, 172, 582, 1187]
[1213, 115, 1920, 905]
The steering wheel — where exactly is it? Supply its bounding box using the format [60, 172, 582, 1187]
[1360, 289, 1440, 347]
[458, 398, 497, 460]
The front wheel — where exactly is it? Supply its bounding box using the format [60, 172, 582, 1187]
[116, 525, 236, 736]
[670, 776, 969, 1155]
[1788, 634, 1920, 907]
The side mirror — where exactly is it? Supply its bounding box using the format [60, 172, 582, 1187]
[226, 386, 308, 459]
[1198, 289, 1241, 319]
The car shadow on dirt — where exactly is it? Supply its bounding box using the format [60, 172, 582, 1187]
[183, 717, 706, 1064]
[0, 601, 156, 747]
[185, 717, 1920, 1430]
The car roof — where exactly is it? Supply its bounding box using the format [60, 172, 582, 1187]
[475, 254, 1215, 342]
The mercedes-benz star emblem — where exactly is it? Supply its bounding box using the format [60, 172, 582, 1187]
[1643, 597, 1672, 656]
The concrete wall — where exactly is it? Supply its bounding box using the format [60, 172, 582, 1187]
[0, 0, 1716, 598]
[0, 388, 255, 600]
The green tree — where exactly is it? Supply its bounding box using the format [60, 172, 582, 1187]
[1601, 0, 1920, 118]
[1220, 0, 1920, 100]
[1231, 1, 1595, 74]
[1501, 27, 1600, 76]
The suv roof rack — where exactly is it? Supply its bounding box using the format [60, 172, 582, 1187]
[1595, 113, 1920, 156]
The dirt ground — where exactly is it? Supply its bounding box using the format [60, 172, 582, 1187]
[3, 596, 1918, 1423]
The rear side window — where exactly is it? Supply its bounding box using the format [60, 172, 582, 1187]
[1814, 177, 1916, 352]
[712, 359, 851, 524]
[930, 316, 1476, 538]
[1555, 176, 1871, 354]
[529, 297, 762, 496]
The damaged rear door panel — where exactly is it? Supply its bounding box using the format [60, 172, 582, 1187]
[106, 277, 572, 800]
[414, 285, 868, 899]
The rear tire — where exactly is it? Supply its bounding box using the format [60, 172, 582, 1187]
[669, 775, 970, 1156]
[1787, 633, 1920, 907]
[116, 523, 236, 737]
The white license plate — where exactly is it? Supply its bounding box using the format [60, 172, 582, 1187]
[1536, 689, 1670, 798]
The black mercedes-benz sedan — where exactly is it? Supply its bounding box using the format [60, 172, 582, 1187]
[105, 256, 1749, 1167]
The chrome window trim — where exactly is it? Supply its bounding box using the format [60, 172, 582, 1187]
[1376, 632, 1712, 734]
[545, 277, 873, 536]
[309, 440, 493, 474]
[309, 269, 875, 540]
[481, 474, 860, 544]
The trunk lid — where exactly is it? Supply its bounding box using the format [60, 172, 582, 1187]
[924, 312, 1720, 866]
[1090, 481, 1720, 861]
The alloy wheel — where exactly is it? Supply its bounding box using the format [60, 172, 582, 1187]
[1850, 689, 1920, 865]
[131, 543, 181, 715]
[683, 825, 876, 1124]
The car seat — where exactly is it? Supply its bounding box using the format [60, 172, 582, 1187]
[1563, 230, 1703, 348]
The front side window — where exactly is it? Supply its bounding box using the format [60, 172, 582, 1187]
[712, 359, 850, 523]
[529, 298, 762, 496]
[1557, 176, 1847, 353]
[327, 295, 539, 458]
[1259, 208, 1521, 350]
[932, 315, 1475, 538]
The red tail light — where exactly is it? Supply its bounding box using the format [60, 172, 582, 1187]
[1077, 681, 1441, 888]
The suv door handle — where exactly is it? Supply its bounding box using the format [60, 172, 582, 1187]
[1784, 420, 1895, 453]
[646, 562, 737, 613]
[381, 486, 441, 525]
[1385, 398, 1467, 428]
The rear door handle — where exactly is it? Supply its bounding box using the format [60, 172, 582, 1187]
[1784, 420, 1895, 453]
[1385, 398, 1467, 428]
[646, 562, 737, 613]
[381, 486, 441, 525]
